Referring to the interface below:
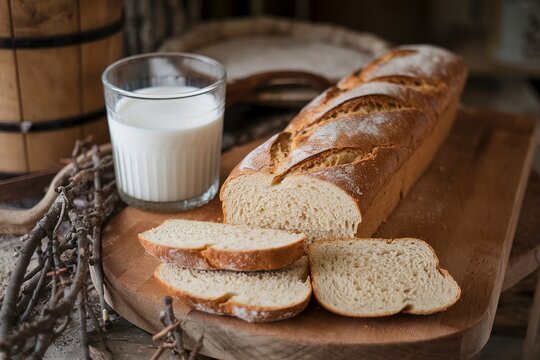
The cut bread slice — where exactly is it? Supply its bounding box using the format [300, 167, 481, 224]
[139, 219, 306, 271]
[308, 238, 460, 317]
[154, 257, 311, 322]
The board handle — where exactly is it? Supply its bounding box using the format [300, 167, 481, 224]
[226, 71, 333, 107]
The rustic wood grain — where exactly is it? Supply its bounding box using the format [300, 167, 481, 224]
[0, 0, 11, 37]
[10, 0, 78, 37]
[0, 0, 122, 173]
[0, 132, 27, 173]
[25, 126, 82, 171]
[523, 271, 540, 360]
[79, 0, 123, 145]
[79, 33, 122, 146]
[16, 46, 82, 121]
[100, 108, 536, 360]
[0, 166, 57, 201]
[502, 172, 540, 291]
[80, 0, 123, 30]
[0, 51, 20, 121]
[81, 33, 123, 114]
[10, 0, 81, 122]
[494, 172, 540, 359]
[0, 0, 25, 173]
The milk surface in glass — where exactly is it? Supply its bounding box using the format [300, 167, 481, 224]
[108, 86, 223, 203]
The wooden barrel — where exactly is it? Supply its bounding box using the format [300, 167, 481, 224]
[0, 0, 123, 174]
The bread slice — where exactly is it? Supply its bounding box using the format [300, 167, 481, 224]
[308, 238, 460, 317]
[154, 257, 311, 322]
[139, 219, 306, 271]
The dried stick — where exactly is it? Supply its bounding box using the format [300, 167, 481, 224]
[90, 146, 110, 329]
[152, 296, 203, 360]
[188, 334, 204, 360]
[31, 333, 54, 360]
[162, 296, 185, 359]
[0, 195, 69, 340]
[77, 292, 89, 360]
[152, 320, 182, 341]
[19, 257, 51, 321]
[84, 287, 110, 355]
[0, 140, 121, 359]
[150, 344, 167, 360]
[0, 134, 214, 358]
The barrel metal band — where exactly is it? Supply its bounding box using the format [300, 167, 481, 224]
[0, 14, 124, 49]
[0, 109, 106, 133]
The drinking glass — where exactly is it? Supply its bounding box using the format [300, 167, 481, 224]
[102, 53, 226, 211]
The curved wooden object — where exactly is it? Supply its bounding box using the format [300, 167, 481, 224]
[226, 71, 332, 107]
[161, 16, 389, 83]
[101, 109, 536, 360]
[161, 17, 389, 108]
[0, 143, 112, 234]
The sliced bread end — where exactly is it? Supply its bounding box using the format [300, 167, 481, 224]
[308, 238, 461, 317]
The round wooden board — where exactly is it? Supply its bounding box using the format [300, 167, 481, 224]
[101, 109, 537, 360]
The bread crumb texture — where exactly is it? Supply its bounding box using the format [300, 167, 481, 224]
[309, 238, 460, 316]
[155, 257, 311, 322]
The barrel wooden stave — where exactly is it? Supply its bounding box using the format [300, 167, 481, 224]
[10, 0, 78, 37]
[17, 47, 82, 121]
[0, 133, 27, 173]
[82, 32, 123, 114]
[26, 127, 81, 170]
[0, 0, 123, 173]
[80, 0, 123, 30]
[0, 50, 20, 121]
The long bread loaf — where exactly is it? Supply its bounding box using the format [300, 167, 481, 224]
[221, 45, 467, 240]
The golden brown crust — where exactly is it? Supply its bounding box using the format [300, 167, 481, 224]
[154, 263, 312, 322]
[307, 238, 461, 317]
[138, 233, 306, 272]
[220, 45, 468, 237]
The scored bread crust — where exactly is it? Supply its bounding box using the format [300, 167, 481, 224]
[154, 263, 312, 322]
[307, 238, 461, 317]
[138, 232, 306, 272]
[220, 45, 468, 239]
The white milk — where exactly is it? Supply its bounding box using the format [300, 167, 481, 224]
[108, 86, 223, 203]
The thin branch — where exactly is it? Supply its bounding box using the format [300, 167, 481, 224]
[84, 287, 110, 355]
[153, 297, 203, 360]
[20, 257, 51, 322]
[152, 320, 182, 341]
[162, 296, 186, 359]
[150, 343, 167, 360]
[31, 333, 54, 360]
[77, 292, 89, 360]
[0, 140, 121, 358]
[0, 195, 68, 341]
[188, 334, 204, 360]
[90, 146, 109, 329]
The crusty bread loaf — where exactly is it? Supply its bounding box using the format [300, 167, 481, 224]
[154, 257, 311, 322]
[139, 219, 306, 271]
[308, 238, 460, 317]
[220, 45, 467, 240]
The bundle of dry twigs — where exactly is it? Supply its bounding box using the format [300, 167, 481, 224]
[0, 140, 203, 359]
[0, 140, 118, 359]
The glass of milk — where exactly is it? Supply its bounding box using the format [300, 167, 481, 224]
[102, 53, 226, 211]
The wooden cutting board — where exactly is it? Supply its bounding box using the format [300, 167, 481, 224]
[101, 108, 537, 360]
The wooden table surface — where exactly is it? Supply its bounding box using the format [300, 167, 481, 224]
[100, 108, 536, 360]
